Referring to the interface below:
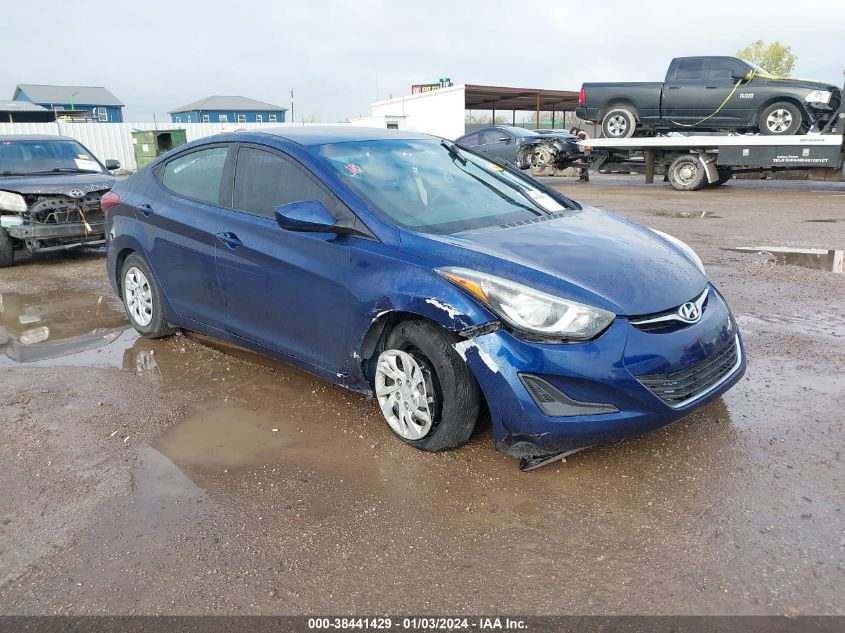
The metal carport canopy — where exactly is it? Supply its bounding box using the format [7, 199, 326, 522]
[463, 84, 580, 112]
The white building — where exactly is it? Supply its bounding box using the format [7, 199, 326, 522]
[349, 84, 580, 140]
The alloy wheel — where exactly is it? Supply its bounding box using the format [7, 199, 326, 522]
[766, 109, 793, 133]
[375, 349, 436, 440]
[607, 115, 628, 136]
[124, 266, 154, 327]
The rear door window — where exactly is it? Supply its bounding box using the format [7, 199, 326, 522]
[232, 146, 348, 220]
[478, 129, 505, 144]
[673, 58, 705, 81]
[160, 146, 229, 205]
[457, 133, 479, 147]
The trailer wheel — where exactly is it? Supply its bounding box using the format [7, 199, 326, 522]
[601, 107, 637, 138]
[759, 102, 803, 135]
[0, 228, 14, 268]
[667, 155, 706, 191]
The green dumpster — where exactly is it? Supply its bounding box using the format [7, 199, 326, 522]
[131, 129, 188, 169]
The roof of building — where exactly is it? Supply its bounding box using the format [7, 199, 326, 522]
[371, 84, 580, 112]
[464, 84, 580, 111]
[15, 84, 124, 106]
[169, 95, 288, 114]
[0, 100, 49, 112]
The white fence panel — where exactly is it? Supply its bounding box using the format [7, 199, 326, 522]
[0, 121, 348, 170]
[0, 122, 61, 136]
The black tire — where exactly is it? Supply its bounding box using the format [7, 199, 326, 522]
[379, 320, 480, 452]
[120, 252, 173, 338]
[759, 101, 803, 135]
[0, 228, 14, 268]
[601, 106, 637, 139]
[667, 155, 707, 191]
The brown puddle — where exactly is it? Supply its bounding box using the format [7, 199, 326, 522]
[727, 246, 844, 274]
[0, 289, 130, 365]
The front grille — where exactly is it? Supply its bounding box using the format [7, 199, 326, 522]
[630, 288, 710, 332]
[637, 337, 740, 407]
[25, 191, 106, 226]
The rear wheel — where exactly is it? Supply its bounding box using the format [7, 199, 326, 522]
[121, 253, 173, 338]
[0, 228, 13, 268]
[375, 320, 480, 452]
[667, 155, 707, 191]
[601, 107, 637, 138]
[759, 102, 803, 135]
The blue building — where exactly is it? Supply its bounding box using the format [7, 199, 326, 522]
[169, 95, 287, 124]
[12, 84, 124, 122]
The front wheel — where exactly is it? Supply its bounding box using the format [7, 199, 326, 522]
[121, 253, 173, 338]
[0, 228, 14, 268]
[601, 107, 637, 138]
[667, 155, 706, 191]
[375, 320, 480, 452]
[759, 102, 803, 135]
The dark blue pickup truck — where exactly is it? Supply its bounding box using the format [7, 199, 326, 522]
[576, 56, 841, 138]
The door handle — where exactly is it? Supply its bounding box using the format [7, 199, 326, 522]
[138, 203, 154, 216]
[215, 232, 243, 249]
[705, 86, 719, 89]
[667, 86, 681, 90]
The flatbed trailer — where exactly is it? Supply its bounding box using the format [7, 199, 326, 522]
[578, 90, 845, 191]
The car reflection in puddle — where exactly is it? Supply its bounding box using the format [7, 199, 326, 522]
[727, 246, 844, 274]
[0, 289, 131, 365]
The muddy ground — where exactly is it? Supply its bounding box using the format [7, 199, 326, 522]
[0, 175, 843, 615]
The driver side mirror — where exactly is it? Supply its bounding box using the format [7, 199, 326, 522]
[731, 71, 749, 82]
[498, 136, 512, 143]
[275, 200, 338, 233]
[105, 159, 120, 171]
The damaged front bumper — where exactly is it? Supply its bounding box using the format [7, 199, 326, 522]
[456, 285, 746, 458]
[6, 221, 105, 250]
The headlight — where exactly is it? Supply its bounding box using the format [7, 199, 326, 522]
[651, 229, 706, 275]
[436, 267, 615, 341]
[0, 190, 27, 213]
[805, 90, 832, 105]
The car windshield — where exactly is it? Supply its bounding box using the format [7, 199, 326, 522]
[311, 139, 573, 234]
[740, 59, 772, 76]
[0, 139, 103, 175]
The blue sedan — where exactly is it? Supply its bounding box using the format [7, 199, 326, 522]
[103, 127, 745, 470]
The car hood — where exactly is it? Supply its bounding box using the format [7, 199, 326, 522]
[399, 205, 707, 316]
[760, 77, 838, 92]
[0, 173, 116, 196]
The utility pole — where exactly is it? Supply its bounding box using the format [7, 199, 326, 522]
[290, 90, 294, 124]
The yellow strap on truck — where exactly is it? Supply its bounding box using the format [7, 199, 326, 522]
[670, 70, 755, 127]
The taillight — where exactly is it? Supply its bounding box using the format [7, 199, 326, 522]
[579, 87, 585, 105]
[100, 191, 120, 213]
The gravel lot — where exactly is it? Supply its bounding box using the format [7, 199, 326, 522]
[0, 175, 843, 615]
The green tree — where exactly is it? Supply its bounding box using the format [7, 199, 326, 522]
[736, 40, 797, 77]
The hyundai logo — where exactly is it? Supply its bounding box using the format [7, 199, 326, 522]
[68, 189, 85, 198]
[677, 301, 701, 323]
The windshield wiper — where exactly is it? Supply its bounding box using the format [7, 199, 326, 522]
[26, 167, 102, 175]
[440, 139, 467, 165]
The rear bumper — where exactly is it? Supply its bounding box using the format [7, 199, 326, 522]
[575, 106, 596, 122]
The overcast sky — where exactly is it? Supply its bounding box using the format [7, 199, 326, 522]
[5, 1, 844, 122]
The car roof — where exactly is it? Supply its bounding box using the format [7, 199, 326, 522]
[0, 134, 79, 142]
[252, 125, 437, 146]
